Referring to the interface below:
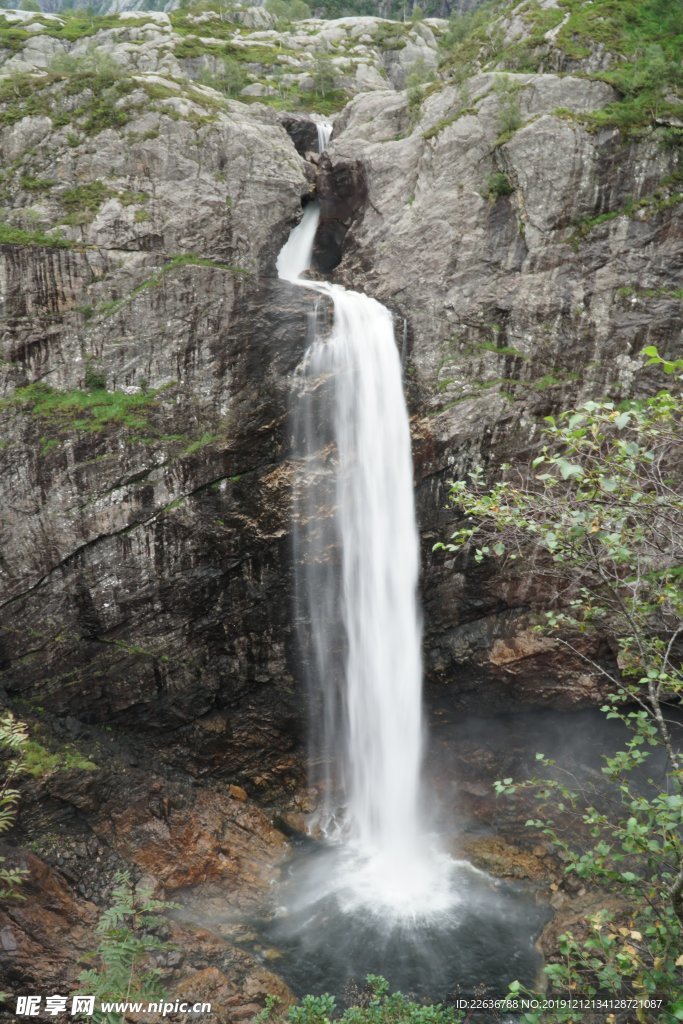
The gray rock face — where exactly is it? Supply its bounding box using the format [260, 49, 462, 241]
[0, 84, 320, 779]
[327, 71, 683, 708]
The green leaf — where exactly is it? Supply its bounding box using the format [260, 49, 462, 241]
[557, 458, 584, 480]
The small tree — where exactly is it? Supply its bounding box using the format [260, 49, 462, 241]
[437, 347, 683, 1018]
[311, 53, 337, 99]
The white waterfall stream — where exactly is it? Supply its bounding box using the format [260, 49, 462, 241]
[280, 202, 454, 917]
[316, 121, 333, 153]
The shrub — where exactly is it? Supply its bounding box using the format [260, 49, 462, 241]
[438, 349, 683, 1020]
[256, 976, 465, 1024]
[486, 171, 513, 198]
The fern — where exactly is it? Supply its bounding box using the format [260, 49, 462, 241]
[74, 871, 177, 1023]
[0, 712, 29, 900]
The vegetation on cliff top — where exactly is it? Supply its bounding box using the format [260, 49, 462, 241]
[439, 0, 683, 133]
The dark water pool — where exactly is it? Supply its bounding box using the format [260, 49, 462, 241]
[260, 841, 549, 1003]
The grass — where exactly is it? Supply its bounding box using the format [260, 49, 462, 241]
[0, 223, 71, 248]
[183, 432, 219, 455]
[438, 0, 683, 133]
[0, 61, 140, 136]
[2, 382, 161, 434]
[20, 175, 57, 192]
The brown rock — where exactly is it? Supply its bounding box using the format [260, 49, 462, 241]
[457, 836, 550, 880]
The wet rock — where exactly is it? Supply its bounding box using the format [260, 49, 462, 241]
[279, 113, 321, 158]
[314, 154, 368, 272]
[456, 836, 549, 880]
[0, 851, 97, 995]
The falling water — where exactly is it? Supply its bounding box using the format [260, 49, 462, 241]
[316, 121, 333, 153]
[280, 203, 454, 916]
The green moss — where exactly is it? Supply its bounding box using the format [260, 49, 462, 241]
[618, 285, 683, 300]
[23, 738, 97, 778]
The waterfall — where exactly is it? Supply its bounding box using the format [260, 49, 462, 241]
[281, 203, 453, 917]
[316, 121, 333, 154]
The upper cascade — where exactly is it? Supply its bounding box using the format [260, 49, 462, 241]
[316, 122, 333, 154]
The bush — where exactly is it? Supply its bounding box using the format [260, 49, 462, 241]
[197, 54, 247, 97]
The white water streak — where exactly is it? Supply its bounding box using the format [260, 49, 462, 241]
[316, 122, 333, 154]
[281, 202, 452, 916]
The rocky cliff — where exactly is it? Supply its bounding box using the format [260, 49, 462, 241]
[0, 0, 680, 1013]
[328, 69, 681, 708]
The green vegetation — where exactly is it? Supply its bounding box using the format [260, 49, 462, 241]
[569, 173, 683, 246]
[439, 0, 683, 133]
[0, 222, 70, 248]
[372, 20, 409, 52]
[493, 73, 522, 144]
[77, 871, 176, 1024]
[82, 253, 248, 322]
[437, 349, 683, 1020]
[23, 738, 97, 778]
[0, 712, 29, 903]
[256, 976, 465, 1024]
[20, 175, 56, 192]
[2, 382, 161, 435]
[0, 52, 138, 137]
[486, 170, 513, 198]
[62, 180, 114, 225]
[196, 53, 248, 97]
[266, 0, 311, 24]
[182, 432, 219, 455]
